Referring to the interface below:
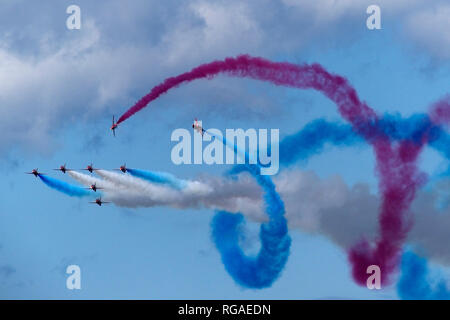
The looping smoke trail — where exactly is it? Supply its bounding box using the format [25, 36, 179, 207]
[38, 174, 92, 197]
[208, 125, 291, 288]
[127, 168, 187, 190]
[211, 165, 291, 288]
[118, 55, 449, 286]
[209, 123, 290, 288]
[398, 251, 450, 300]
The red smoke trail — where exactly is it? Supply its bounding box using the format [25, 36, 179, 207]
[117, 55, 377, 127]
[430, 95, 450, 126]
[118, 55, 445, 286]
[349, 139, 426, 285]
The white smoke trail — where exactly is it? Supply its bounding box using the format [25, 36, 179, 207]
[68, 168, 450, 266]
[68, 169, 264, 215]
[68, 171, 116, 190]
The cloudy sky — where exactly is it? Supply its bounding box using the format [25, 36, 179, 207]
[0, 0, 449, 299]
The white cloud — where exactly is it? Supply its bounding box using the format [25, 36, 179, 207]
[0, 20, 160, 154]
[0, 0, 448, 155]
[160, 1, 263, 65]
[404, 4, 450, 59]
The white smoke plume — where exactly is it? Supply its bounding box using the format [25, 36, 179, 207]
[69, 170, 264, 216]
[68, 168, 449, 265]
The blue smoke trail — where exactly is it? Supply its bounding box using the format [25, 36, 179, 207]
[208, 120, 290, 288]
[211, 165, 291, 288]
[38, 174, 92, 197]
[205, 130, 256, 165]
[429, 127, 450, 165]
[380, 113, 449, 167]
[205, 114, 448, 172]
[398, 251, 450, 300]
[278, 114, 450, 168]
[279, 119, 362, 166]
[127, 168, 187, 190]
[205, 113, 449, 172]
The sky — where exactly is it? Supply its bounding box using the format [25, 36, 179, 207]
[0, 0, 449, 299]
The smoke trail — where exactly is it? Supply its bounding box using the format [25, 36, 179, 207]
[127, 168, 187, 190]
[117, 55, 450, 286]
[95, 169, 204, 197]
[66, 164, 450, 275]
[275, 107, 449, 286]
[430, 94, 450, 126]
[117, 55, 377, 128]
[205, 130, 254, 164]
[276, 111, 448, 285]
[397, 251, 450, 300]
[429, 127, 450, 170]
[67, 169, 264, 214]
[211, 165, 291, 288]
[209, 121, 290, 288]
[38, 174, 92, 197]
[68, 171, 115, 190]
[279, 119, 362, 166]
[278, 115, 449, 168]
[95, 169, 193, 203]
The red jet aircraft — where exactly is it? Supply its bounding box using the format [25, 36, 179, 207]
[85, 183, 103, 192]
[53, 163, 72, 174]
[89, 197, 110, 206]
[111, 116, 118, 137]
[81, 163, 98, 173]
[25, 168, 44, 177]
[115, 163, 127, 173]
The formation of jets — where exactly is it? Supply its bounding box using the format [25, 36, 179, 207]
[26, 161, 133, 206]
[26, 163, 112, 206]
[26, 117, 205, 207]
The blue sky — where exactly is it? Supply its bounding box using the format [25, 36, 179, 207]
[0, 0, 449, 299]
